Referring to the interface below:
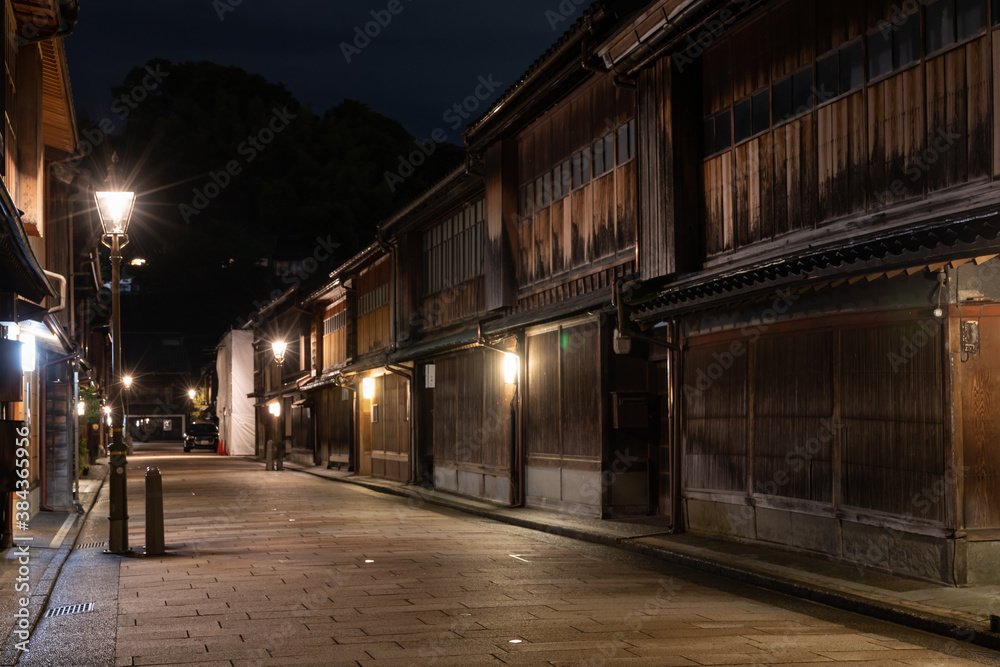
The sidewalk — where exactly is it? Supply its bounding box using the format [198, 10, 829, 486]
[283, 460, 1000, 652]
[0, 463, 109, 663]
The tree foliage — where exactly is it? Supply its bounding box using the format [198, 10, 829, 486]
[81, 59, 464, 364]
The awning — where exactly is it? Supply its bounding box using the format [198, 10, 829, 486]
[480, 287, 614, 336]
[389, 328, 480, 363]
[0, 179, 57, 306]
[631, 208, 1000, 321]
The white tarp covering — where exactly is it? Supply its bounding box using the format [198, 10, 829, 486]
[216, 330, 256, 456]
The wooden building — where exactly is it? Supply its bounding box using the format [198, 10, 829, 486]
[463, 4, 654, 518]
[379, 168, 515, 502]
[243, 0, 1000, 583]
[297, 243, 411, 481]
[599, 0, 1000, 584]
[1, 0, 92, 547]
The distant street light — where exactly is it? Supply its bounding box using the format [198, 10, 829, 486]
[95, 161, 136, 555]
[188, 388, 196, 400]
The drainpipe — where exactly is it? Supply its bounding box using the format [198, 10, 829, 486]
[613, 278, 680, 351]
[39, 351, 79, 511]
[43, 271, 66, 315]
[671, 320, 684, 531]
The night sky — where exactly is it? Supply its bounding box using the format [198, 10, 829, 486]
[65, 0, 591, 139]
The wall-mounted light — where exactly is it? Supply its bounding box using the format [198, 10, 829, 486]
[123, 375, 133, 389]
[269, 402, 281, 416]
[77, 401, 85, 416]
[20, 333, 35, 372]
[188, 389, 196, 400]
[503, 353, 518, 385]
[362, 377, 375, 400]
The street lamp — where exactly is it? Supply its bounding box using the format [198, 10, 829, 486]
[271, 341, 287, 366]
[188, 388, 196, 400]
[270, 341, 286, 464]
[95, 175, 136, 555]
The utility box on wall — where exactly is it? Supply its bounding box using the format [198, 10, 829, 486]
[611, 392, 648, 429]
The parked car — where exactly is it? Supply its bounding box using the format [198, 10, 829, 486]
[183, 422, 219, 452]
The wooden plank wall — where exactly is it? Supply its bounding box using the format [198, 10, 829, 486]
[371, 373, 409, 482]
[356, 255, 391, 355]
[960, 315, 1000, 529]
[685, 321, 946, 522]
[420, 277, 484, 330]
[321, 300, 347, 370]
[701, 0, 995, 257]
[683, 344, 748, 492]
[484, 141, 518, 311]
[524, 320, 603, 468]
[516, 74, 637, 290]
[753, 332, 833, 503]
[316, 386, 352, 465]
[840, 324, 945, 521]
[430, 349, 513, 471]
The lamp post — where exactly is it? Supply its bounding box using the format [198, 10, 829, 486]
[123, 375, 133, 450]
[271, 341, 286, 462]
[96, 182, 136, 555]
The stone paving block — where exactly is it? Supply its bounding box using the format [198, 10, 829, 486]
[41, 450, 994, 667]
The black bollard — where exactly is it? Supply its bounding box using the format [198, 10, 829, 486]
[144, 466, 165, 556]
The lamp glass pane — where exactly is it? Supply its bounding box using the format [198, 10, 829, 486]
[95, 191, 136, 235]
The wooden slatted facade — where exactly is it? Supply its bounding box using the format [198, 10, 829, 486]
[356, 255, 391, 356]
[700, 0, 997, 259]
[515, 75, 637, 292]
[321, 298, 348, 370]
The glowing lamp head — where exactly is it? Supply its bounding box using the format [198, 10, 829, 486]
[94, 191, 136, 236]
[361, 377, 375, 400]
[20, 333, 35, 372]
[271, 340, 287, 365]
[77, 401, 85, 416]
[103, 405, 112, 415]
[188, 389, 196, 400]
[268, 402, 281, 416]
[503, 353, 518, 384]
[123, 375, 133, 389]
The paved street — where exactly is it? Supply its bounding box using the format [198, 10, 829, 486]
[14, 443, 1000, 666]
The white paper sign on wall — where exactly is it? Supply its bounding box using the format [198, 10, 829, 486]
[425, 364, 436, 389]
